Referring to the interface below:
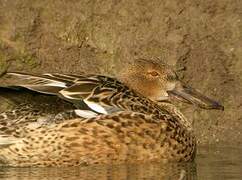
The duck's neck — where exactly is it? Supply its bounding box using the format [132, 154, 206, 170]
[157, 102, 192, 131]
[116, 91, 192, 131]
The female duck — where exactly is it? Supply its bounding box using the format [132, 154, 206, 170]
[0, 59, 223, 167]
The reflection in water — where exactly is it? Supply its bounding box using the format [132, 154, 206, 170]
[1, 145, 242, 180]
[197, 145, 242, 180]
[0, 162, 197, 180]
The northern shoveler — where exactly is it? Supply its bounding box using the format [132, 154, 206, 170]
[0, 59, 223, 167]
[0, 59, 223, 117]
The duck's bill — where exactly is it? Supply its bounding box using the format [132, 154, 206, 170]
[167, 83, 224, 110]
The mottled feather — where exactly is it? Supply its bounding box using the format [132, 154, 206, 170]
[0, 59, 223, 167]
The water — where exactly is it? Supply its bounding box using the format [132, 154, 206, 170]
[0, 145, 241, 180]
[196, 145, 242, 180]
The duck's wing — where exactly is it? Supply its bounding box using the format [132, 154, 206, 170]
[58, 75, 126, 115]
[0, 72, 124, 116]
[0, 72, 83, 95]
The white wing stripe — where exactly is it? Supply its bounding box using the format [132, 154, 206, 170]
[38, 82, 67, 88]
[8, 73, 67, 88]
[84, 100, 108, 114]
[74, 110, 98, 118]
[59, 90, 88, 99]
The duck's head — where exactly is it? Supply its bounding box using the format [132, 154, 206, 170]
[119, 59, 224, 110]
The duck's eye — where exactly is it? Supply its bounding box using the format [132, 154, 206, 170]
[148, 71, 159, 77]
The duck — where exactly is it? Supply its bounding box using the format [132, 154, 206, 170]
[0, 59, 223, 118]
[0, 59, 223, 167]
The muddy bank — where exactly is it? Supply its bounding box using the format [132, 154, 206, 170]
[0, 0, 241, 145]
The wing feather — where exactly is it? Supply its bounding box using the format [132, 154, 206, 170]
[2, 72, 68, 95]
[0, 72, 125, 117]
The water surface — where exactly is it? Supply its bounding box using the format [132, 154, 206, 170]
[0, 145, 241, 180]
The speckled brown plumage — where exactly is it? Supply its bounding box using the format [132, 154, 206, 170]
[0, 59, 223, 167]
[0, 110, 195, 167]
